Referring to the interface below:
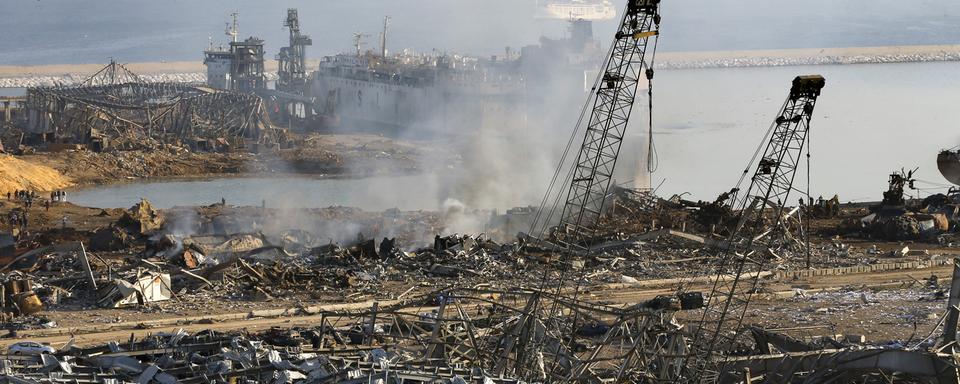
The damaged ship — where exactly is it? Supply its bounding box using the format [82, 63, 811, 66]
[309, 51, 523, 137]
[203, 10, 609, 138]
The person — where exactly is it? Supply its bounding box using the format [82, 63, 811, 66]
[61, 215, 68, 230]
[44, 200, 50, 211]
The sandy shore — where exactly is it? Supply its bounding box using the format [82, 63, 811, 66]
[1, 45, 959, 79]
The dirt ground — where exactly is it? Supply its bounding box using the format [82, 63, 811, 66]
[2, 197, 956, 349]
[0, 155, 72, 196]
[2, 259, 953, 349]
[5, 133, 430, 195]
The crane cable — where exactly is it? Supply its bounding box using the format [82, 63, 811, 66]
[646, 33, 660, 175]
[730, 96, 791, 207]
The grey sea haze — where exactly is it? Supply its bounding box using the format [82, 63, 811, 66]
[67, 61, 960, 209]
[618, 61, 960, 203]
[2, 0, 960, 65]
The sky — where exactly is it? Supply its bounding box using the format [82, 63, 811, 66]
[1, 0, 959, 65]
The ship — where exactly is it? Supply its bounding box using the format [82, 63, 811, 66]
[308, 50, 524, 137]
[535, 0, 617, 21]
[202, 10, 608, 137]
[307, 18, 606, 137]
[938, 149, 960, 186]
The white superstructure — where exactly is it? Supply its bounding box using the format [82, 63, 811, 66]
[536, 0, 617, 20]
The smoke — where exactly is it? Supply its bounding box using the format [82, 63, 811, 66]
[440, 198, 491, 236]
[385, 47, 602, 239]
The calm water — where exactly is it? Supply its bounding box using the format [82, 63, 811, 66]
[619, 61, 960, 203]
[62, 61, 960, 209]
[0, 88, 25, 97]
[69, 175, 445, 210]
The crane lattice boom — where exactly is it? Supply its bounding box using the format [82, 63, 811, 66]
[555, 0, 661, 247]
[686, 75, 826, 383]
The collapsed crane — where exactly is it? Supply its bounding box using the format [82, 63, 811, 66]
[534, 0, 662, 249]
[685, 75, 826, 383]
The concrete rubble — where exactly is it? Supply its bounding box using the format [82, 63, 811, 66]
[0, 187, 955, 383]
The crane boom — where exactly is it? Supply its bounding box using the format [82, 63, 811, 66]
[555, 0, 661, 247]
[685, 75, 826, 383]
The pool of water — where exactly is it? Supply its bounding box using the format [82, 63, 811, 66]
[68, 174, 446, 211]
[0, 88, 25, 97]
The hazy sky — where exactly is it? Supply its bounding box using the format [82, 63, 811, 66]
[2, 0, 959, 65]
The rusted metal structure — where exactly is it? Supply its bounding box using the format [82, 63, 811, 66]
[277, 8, 313, 92]
[230, 37, 266, 92]
[23, 61, 271, 151]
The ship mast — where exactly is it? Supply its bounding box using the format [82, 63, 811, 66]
[225, 12, 239, 43]
[353, 32, 369, 57]
[379, 16, 391, 58]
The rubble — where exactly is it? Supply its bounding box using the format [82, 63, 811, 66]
[97, 272, 172, 308]
[0, 164, 958, 383]
[119, 199, 165, 235]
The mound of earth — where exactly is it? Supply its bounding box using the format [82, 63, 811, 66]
[0, 155, 73, 194]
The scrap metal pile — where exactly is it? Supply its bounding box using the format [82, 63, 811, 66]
[2, 281, 960, 383]
[22, 61, 278, 151]
[840, 169, 960, 242]
[0, 287, 695, 383]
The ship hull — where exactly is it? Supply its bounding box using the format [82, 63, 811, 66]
[308, 73, 524, 138]
[937, 150, 960, 186]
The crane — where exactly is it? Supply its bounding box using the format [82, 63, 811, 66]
[504, 1, 663, 380]
[685, 75, 826, 383]
[277, 8, 313, 91]
[534, 0, 662, 249]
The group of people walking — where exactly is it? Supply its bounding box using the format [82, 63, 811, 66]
[5, 189, 70, 235]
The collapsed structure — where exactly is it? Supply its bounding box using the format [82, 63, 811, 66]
[21, 61, 274, 151]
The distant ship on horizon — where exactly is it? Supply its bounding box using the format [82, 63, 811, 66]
[535, 0, 617, 21]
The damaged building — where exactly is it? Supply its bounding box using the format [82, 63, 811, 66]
[22, 61, 277, 152]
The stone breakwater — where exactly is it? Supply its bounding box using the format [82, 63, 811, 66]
[655, 51, 960, 70]
[1, 47, 959, 88]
